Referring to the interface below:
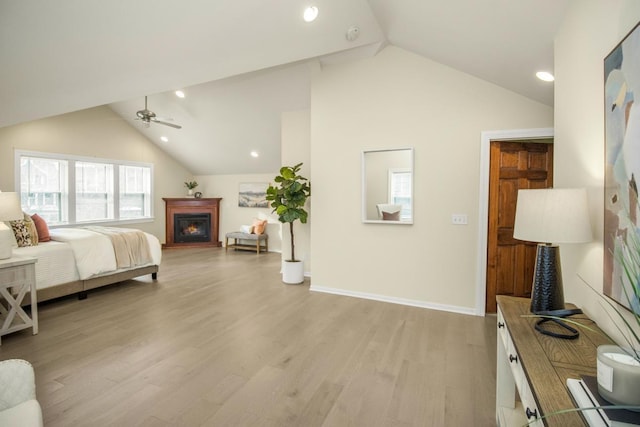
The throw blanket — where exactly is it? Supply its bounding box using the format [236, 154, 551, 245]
[50, 226, 155, 279]
[83, 226, 152, 269]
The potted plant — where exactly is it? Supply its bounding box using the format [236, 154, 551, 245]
[184, 180, 198, 196]
[266, 163, 311, 284]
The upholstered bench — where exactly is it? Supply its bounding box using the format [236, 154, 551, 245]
[225, 232, 268, 254]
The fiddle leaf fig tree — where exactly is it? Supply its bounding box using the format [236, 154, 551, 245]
[266, 163, 311, 262]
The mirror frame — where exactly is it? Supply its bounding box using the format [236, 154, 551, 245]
[361, 147, 414, 224]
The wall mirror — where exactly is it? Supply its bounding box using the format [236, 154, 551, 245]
[362, 147, 414, 224]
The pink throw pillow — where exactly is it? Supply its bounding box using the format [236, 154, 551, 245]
[31, 213, 51, 242]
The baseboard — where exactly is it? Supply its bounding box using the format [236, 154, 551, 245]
[309, 285, 477, 316]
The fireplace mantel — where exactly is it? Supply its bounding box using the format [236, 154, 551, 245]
[163, 198, 222, 248]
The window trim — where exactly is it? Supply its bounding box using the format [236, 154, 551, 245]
[15, 149, 154, 227]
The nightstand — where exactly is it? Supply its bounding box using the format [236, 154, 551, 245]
[0, 257, 38, 345]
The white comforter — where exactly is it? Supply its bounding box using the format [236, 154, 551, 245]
[49, 228, 162, 280]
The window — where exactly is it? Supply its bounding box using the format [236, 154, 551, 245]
[389, 169, 412, 221]
[20, 156, 68, 224]
[119, 165, 151, 219]
[16, 151, 153, 226]
[76, 161, 114, 222]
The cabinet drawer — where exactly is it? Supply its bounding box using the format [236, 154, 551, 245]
[505, 331, 524, 392]
[521, 379, 543, 427]
[497, 306, 509, 348]
[0, 265, 29, 284]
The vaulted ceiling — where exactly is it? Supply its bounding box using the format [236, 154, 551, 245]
[0, 0, 569, 174]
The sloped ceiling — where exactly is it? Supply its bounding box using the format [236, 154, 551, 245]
[0, 0, 569, 175]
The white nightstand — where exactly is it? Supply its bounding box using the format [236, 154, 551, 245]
[0, 256, 38, 345]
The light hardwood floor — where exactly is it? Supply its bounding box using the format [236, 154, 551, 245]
[0, 248, 497, 426]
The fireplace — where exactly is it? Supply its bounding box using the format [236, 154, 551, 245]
[174, 213, 211, 243]
[163, 198, 222, 248]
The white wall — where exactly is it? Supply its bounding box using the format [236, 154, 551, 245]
[310, 46, 554, 314]
[0, 106, 193, 242]
[193, 174, 282, 253]
[554, 0, 640, 342]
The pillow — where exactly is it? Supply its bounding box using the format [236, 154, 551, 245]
[31, 213, 51, 242]
[10, 220, 34, 248]
[240, 224, 253, 234]
[10, 213, 39, 247]
[382, 211, 400, 221]
[251, 218, 268, 235]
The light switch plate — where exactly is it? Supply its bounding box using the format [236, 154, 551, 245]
[452, 214, 468, 225]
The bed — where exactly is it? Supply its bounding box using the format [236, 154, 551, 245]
[12, 226, 162, 303]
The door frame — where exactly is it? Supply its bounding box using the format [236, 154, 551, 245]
[475, 127, 554, 316]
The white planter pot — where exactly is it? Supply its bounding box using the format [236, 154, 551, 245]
[597, 345, 640, 406]
[282, 260, 304, 284]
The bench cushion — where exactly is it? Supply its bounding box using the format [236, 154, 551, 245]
[225, 232, 267, 241]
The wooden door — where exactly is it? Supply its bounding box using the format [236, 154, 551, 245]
[485, 140, 553, 313]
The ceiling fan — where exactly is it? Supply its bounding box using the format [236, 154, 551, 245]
[135, 96, 182, 129]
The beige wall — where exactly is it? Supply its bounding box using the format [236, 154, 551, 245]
[193, 174, 282, 253]
[310, 46, 554, 313]
[282, 110, 311, 274]
[554, 0, 640, 342]
[194, 109, 311, 261]
[0, 106, 193, 242]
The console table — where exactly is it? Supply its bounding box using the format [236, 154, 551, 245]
[496, 296, 610, 426]
[0, 257, 38, 345]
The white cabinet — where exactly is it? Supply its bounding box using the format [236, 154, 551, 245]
[496, 296, 608, 427]
[496, 306, 542, 427]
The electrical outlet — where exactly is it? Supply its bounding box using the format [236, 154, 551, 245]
[452, 214, 468, 225]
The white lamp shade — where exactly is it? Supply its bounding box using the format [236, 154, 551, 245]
[513, 188, 592, 244]
[0, 192, 23, 221]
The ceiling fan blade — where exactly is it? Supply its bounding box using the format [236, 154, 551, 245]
[152, 119, 182, 129]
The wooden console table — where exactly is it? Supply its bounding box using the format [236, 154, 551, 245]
[496, 296, 610, 426]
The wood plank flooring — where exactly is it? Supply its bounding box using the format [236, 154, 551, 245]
[0, 248, 497, 426]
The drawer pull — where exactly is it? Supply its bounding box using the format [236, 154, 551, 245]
[509, 354, 518, 363]
[498, 322, 505, 328]
[526, 407, 538, 419]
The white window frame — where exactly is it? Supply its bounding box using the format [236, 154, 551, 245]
[388, 168, 412, 221]
[15, 150, 154, 227]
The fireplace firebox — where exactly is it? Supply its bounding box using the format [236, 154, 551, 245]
[174, 214, 211, 243]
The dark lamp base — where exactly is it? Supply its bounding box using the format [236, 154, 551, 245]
[530, 243, 565, 314]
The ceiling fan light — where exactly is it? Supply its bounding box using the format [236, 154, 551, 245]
[536, 71, 554, 82]
[303, 6, 318, 22]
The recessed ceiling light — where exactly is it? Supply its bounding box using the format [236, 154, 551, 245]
[250, 151, 259, 158]
[536, 71, 555, 82]
[175, 90, 185, 98]
[160, 136, 169, 142]
[303, 6, 318, 22]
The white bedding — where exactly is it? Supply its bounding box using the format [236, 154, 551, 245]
[50, 228, 161, 280]
[13, 241, 79, 290]
[49, 228, 117, 279]
[12, 228, 162, 288]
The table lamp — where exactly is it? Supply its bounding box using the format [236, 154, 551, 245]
[0, 192, 23, 259]
[513, 188, 592, 314]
